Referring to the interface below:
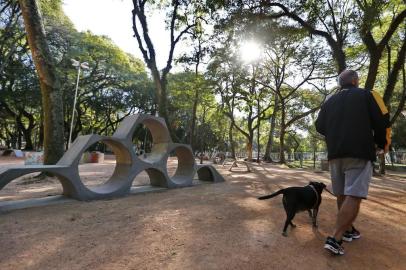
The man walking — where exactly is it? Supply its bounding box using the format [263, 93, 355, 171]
[315, 70, 389, 255]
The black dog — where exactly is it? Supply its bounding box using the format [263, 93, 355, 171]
[258, 181, 326, 236]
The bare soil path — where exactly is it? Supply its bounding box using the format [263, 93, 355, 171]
[0, 158, 405, 270]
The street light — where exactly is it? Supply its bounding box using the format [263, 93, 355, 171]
[68, 59, 89, 149]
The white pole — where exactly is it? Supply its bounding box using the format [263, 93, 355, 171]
[68, 65, 81, 149]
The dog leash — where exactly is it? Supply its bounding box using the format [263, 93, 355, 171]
[309, 185, 336, 209]
[323, 187, 336, 196]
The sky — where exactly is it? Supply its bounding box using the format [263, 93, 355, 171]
[62, 0, 261, 72]
[62, 0, 184, 69]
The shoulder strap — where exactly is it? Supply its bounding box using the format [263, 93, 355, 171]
[369, 90, 392, 151]
[370, 90, 388, 114]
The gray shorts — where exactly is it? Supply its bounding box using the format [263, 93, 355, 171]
[329, 158, 372, 199]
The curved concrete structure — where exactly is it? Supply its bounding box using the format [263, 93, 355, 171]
[0, 114, 224, 201]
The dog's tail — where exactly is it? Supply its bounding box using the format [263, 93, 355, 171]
[258, 189, 284, 200]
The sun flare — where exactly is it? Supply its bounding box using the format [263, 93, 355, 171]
[240, 40, 261, 63]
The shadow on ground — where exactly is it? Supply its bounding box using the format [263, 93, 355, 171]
[0, 163, 405, 270]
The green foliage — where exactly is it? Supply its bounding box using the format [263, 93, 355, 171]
[167, 71, 222, 148]
[38, 0, 73, 29]
[0, 0, 152, 149]
[59, 30, 152, 138]
[1, 0, 404, 157]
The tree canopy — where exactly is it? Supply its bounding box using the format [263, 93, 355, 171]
[0, 0, 405, 164]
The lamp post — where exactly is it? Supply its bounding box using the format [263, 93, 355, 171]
[68, 59, 89, 149]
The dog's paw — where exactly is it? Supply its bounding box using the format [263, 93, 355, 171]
[291, 223, 297, 228]
[282, 231, 288, 237]
[312, 223, 318, 228]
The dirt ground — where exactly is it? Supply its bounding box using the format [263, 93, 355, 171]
[0, 157, 405, 270]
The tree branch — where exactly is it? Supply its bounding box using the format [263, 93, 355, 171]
[285, 106, 321, 128]
[378, 9, 406, 51]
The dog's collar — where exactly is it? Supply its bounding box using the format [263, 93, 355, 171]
[308, 185, 319, 209]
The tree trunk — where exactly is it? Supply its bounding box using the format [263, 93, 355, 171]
[6, 136, 11, 149]
[11, 133, 17, 149]
[228, 121, 236, 159]
[257, 98, 260, 163]
[329, 40, 347, 73]
[38, 115, 44, 150]
[383, 38, 406, 106]
[246, 139, 253, 161]
[264, 97, 278, 162]
[17, 127, 22, 149]
[364, 50, 382, 91]
[152, 76, 173, 140]
[189, 50, 201, 147]
[150, 69, 177, 141]
[390, 65, 406, 125]
[22, 128, 33, 150]
[279, 126, 286, 164]
[189, 86, 199, 147]
[19, 0, 64, 164]
[279, 103, 286, 164]
[264, 116, 276, 162]
[156, 74, 169, 124]
[257, 127, 260, 163]
[17, 110, 36, 150]
[131, 1, 193, 143]
[313, 141, 317, 169]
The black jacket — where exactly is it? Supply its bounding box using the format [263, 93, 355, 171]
[315, 86, 387, 161]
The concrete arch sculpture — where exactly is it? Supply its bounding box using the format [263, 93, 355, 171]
[0, 114, 224, 201]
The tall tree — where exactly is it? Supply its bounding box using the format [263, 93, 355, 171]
[263, 95, 278, 162]
[18, 0, 64, 164]
[356, 0, 406, 91]
[208, 46, 274, 161]
[383, 28, 406, 123]
[131, 0, 204, 141]
[257, 44, 324, 164]
[61, 31, 150, 142]
[1, 0, 152, 151]
[0, 0, 38, 150]
[234, 0, 405, 109]
[254, 0, 356, 73]
[177, 16, 212, 147]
